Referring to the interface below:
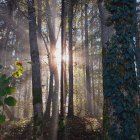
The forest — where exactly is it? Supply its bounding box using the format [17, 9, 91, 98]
[0, 0, 140, 140]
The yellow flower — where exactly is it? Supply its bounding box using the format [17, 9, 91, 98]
[12, 61, 24, 78]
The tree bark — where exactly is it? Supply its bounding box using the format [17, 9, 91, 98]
[98, 0, 114, 139]
[102, 0, 139, 139]
[44, 1, 59, 139]
[85, 3, 92, 115]
[68, 0, 74, 117]
[37, 0, 42, 36]
[27, 0, 43, 139]
[60, 0, 67, 119]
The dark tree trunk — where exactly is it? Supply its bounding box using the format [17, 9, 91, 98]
[7, 0, 17, 15]
[135, 3, 140, 138]
[98, 1, 114, 139]
[68, 0, 74, 117]
[102, 0, 139, 139]
[37, 0, 42, 36]
[60, 0, 67, 119]
[27, 0, 43, 139]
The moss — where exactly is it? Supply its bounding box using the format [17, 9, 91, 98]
[104, 0, 139, 139]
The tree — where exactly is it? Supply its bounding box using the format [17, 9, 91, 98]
[68, 0, 74, 117]
[43, 0, 59, 139]
[37, 0, 42, 36]
[103, 0, 139, 139]
[97, 0, 113, 138]
[134, 1, 140, 137]
[27, 0, 43, 139]
[85, 3, 92, 115]
[60, 0, 67, 119]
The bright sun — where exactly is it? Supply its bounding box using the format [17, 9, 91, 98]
[55, 40, 69, 65]
[55, 48, 69, 64]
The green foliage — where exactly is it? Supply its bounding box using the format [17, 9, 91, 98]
[0, 114, 6, 124]
[0, 119, 33, 139]
[0, 73, 17, 124]
[0, 87, 16, 96]
[104, 0, 139, 139]
[4, 96, 17, 106]
[0, 63, 23, 124]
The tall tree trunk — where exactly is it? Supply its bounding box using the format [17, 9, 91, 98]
[91, 34, 96, 116]
[60, 0, 67, 119]
[98, 1, 113, 139]
[37, 0, 42, 36]
[97, 57, 101, 117]
[103, 0, 139, 139]
[44, 1, 59, 139]
[85, 3, 92, 115]
[68, 0, 74, 117]
[27, 0, 43, 139]
[42, 33, 54, 134]
[80, 1, 86, 116]
[7, 0, 17, 15]
[51, 0, 56, 34]
[43, 73, 53, 125]
[134, 3, 140, 138]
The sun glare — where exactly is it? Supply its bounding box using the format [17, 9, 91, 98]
[55, 40, 69, 65]
[63, 54, 69, 63]
[55, 49, 69, 64]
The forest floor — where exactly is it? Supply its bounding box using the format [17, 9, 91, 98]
[58, 116, 103, 140]
[0, 116, 103, 140]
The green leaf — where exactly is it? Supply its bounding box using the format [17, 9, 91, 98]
[0, 87, 16, 96]
[0, 75, 11, 86]
[5, 87, 16, 95]
[4, 96, 17, 106]
[0, 115, 6, 124]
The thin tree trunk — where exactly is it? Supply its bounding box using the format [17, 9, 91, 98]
[44, 1, 59, 139]
[51, 0, 56, 34]
[97, 57, 101, 117]
[91, 34, 96, 116]
[80, 1, 86, 116]
[27, 0, 43, 139]
[68, 0, 74, 117]
[98, 1, 113, 139]
[85, 3, 92, 115]
[135, 3, 140, 138]
[43, 73, 53, 129]
[60, 0, 67, 119]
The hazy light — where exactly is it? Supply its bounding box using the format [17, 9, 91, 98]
[55, 39, 69, 65]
